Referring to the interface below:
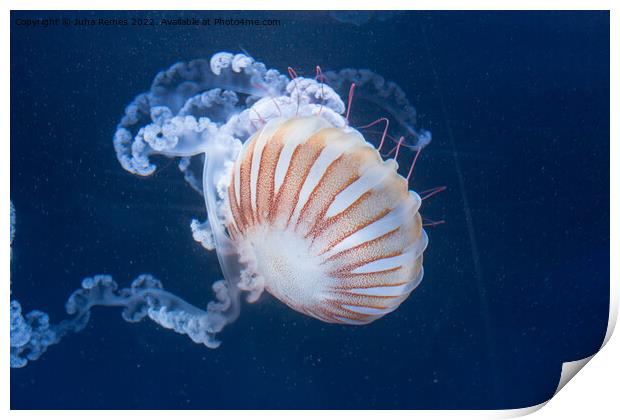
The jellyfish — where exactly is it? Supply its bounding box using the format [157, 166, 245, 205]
[11, 51, 434, 367]
[113, 51, 433, 329]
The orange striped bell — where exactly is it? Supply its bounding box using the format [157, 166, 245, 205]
[226, 116, 427, 324]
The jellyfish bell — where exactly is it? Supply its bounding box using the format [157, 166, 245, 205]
[223, 116, 427, 324]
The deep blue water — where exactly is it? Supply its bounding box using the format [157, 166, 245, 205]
[10, 10, 609, 409]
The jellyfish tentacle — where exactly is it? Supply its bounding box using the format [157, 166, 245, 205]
[11, 301, 61, 368]
[325, 68, 432, 148]
[238, 269, 265, 303]
[113, 53, 358, 181]
[240, 77, 348, 132]
[190, 218, 215, 250]
[10, 273, 238, 367]
[114, 97, 226, 176]
[114, 53, 288, 178]
[285, 77, 346, 115]
[178, 156, 204, 195]
[209, 52, 288, 99]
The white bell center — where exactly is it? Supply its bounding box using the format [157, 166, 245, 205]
[241, 225, 329, 309]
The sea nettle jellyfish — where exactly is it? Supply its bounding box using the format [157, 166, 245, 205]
[11, 52, 435, 366]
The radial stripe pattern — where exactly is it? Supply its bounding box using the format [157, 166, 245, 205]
[227, 116, 428, 324]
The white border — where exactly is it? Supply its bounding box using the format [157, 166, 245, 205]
[2, 1, 617, 418]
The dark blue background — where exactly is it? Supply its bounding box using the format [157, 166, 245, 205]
[10, 10, 610, 409]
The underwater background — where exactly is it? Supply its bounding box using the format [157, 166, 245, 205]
[10, 10, 609, 409]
